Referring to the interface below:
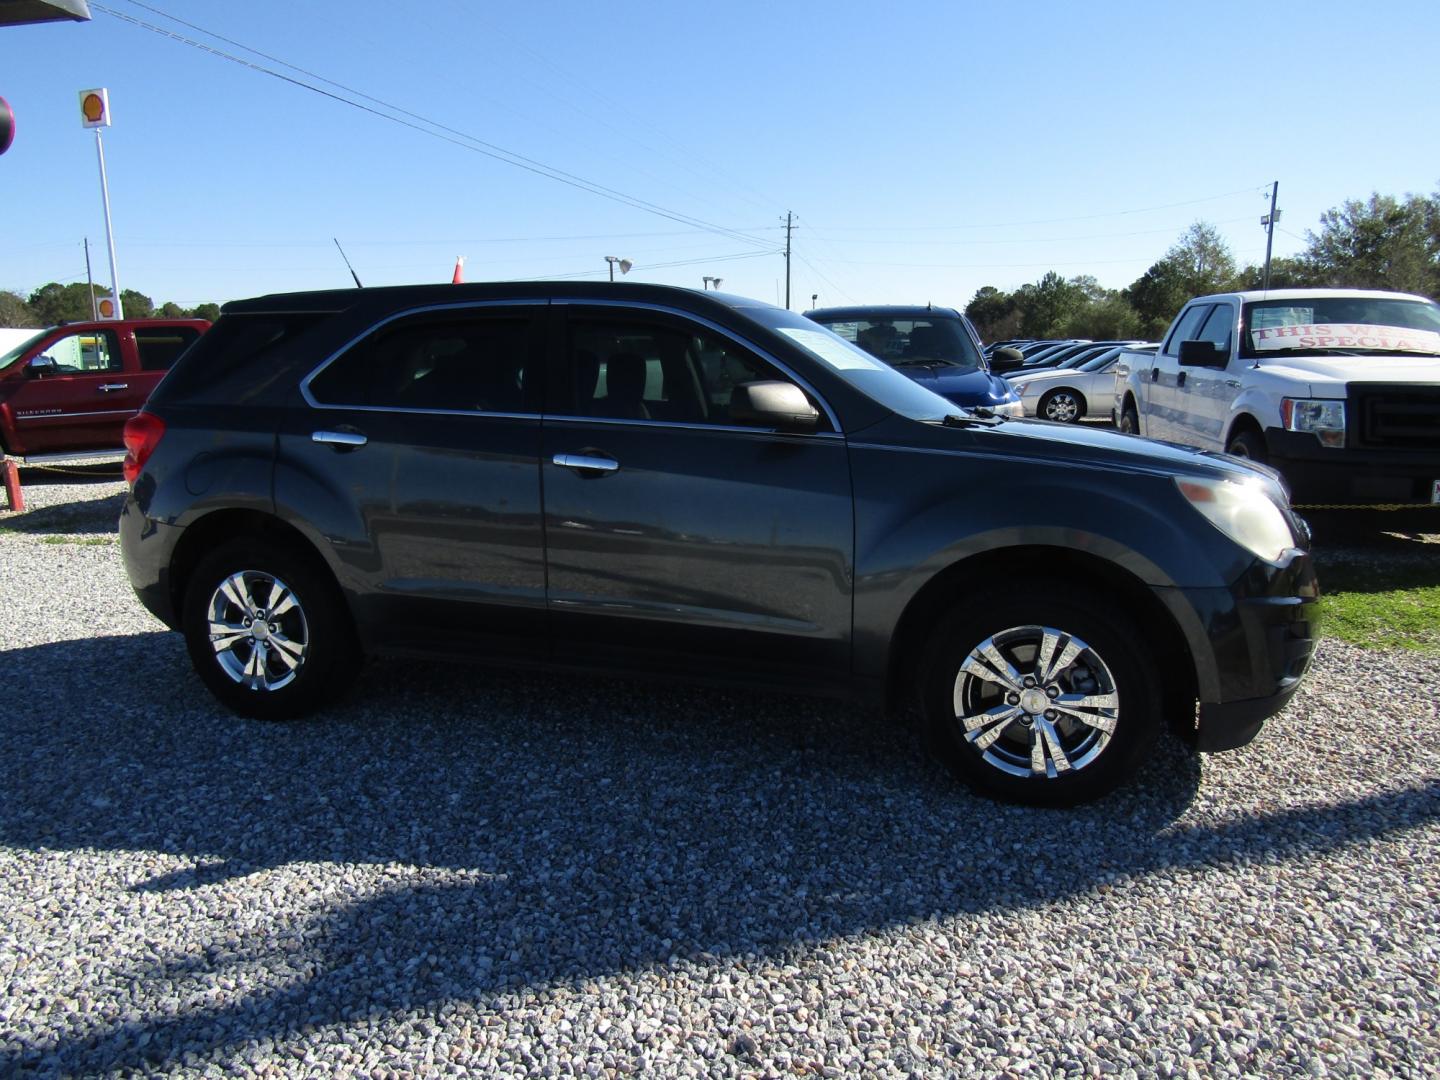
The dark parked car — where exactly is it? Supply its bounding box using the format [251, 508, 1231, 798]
[120, 283, 1318, 806]
[804, 305, 1024, 416]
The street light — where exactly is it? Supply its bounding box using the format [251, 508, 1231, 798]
[702, 276, 723, 291]
[811, 293, 818, 310]
[605, 255, 632, 282]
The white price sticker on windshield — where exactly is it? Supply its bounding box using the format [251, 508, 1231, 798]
[1252, 324, 1440, 353]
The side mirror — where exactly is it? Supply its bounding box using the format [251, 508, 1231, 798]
[26, 354, 58, 377]
[988, 346, 1025, 373]
[1178, 339, 1229, 368]
[730, 380, 820, 431]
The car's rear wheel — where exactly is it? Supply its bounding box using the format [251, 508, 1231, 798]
[1039, 388, 1085, 423]
[921, 587, 1161, 805]
[182, 538, 357, 719]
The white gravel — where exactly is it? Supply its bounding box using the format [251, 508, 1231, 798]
[2, 472, 1438, 1077]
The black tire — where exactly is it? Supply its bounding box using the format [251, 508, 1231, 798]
[1038, 388, 1085, 423]
[1118, 402, 1140, 435]
[182, 537, 358, 719]
[920, 586, 1162, 806]
[1226, 428, 1267, 464]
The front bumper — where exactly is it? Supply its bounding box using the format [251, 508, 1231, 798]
[1156, 548, 1319, 752]
[1266, 428, 1440, 506]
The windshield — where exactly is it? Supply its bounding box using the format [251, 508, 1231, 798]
[808, 315, 984, 373]
[0, 328, 51, 371]
[1240, 297, 1440, 358]
[748, 308, 961, 421]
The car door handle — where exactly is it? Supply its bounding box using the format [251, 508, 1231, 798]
[98, 383, 129, 392]
[1149, 368, 1159, 381]
[1177, 371, 1187, 388]
[312, 429, 368, 449]
[553, 452, 619, 474]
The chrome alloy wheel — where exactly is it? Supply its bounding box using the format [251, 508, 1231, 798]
[205, 571, 309, 691]
[953, 624, 1119, 779]
[1041, 390, 1081, 422]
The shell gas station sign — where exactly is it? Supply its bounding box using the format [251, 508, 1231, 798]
[79, 87, 111, 128]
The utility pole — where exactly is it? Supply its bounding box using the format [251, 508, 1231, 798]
[783, 211, 794, 310]
[1261, 181, 1280, 291]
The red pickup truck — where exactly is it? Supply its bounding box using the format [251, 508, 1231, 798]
[0, 318, 210, 460]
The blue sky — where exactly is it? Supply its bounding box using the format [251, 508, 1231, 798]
[2, 0, 1438, 312]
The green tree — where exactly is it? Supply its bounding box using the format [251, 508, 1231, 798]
[1063, 292, 1141, 340]
[964, 285, 1019, 342]
[157, 301, 186, 318]
[1017, 271, 1089, 338]
[1126, 222, 1238, 337]
[1304, 192, 1438, 295]
[120, 289, 155, 318]
[188, 302, 221, 322]
[1233, 256, 1323, 291]
[28, 282, 106, 324]
[0, 289, 39, 327]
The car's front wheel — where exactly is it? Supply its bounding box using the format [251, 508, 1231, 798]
[182, 538, 358, 719]
[1038, 388, 1085, 423]
[921, 587, 1161, 805]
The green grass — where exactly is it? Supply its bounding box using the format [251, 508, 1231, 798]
[1312, 549, 1440, 653]
[37, 534, 114, 546]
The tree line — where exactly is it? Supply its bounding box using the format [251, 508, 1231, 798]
[966, 187, 1440, 342]
[0, 282, 220, 327]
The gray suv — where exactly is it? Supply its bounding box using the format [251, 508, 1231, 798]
[120, 282, 1318, 805]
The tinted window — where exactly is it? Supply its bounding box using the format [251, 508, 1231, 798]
[161, 312, 324, 403]
[1163, 305, 1212, 355]
[812, 316, 982, 372]
[1194, 305, 1233, 353]
[135, 326, 202, 372]
[312, 313, 534, 413]
[562, 317, 829, 430]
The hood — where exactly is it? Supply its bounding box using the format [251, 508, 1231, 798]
[895, 364, 1018, 406]
[1252, 353, 1440, 390]
[1008, 367, 1086, 388]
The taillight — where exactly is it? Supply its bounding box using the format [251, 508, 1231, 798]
[122, 411, 166, 485]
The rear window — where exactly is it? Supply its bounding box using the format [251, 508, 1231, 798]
[155, 313, 325, 404]
[135, 326, 203, 372]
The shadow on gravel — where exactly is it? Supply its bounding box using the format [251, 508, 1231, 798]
[0, 472, 125, 536]
[3, 632, 1436, 1072]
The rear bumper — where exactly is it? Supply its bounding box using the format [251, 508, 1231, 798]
[119, 493, 184, 630]
[1156, 549, 1319, 752]
[1266, 428, 1440, 506]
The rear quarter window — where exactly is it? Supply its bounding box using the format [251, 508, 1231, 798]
[155, 313, 326, 405]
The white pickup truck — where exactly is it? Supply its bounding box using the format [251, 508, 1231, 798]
[1112, 288, 1440, 507]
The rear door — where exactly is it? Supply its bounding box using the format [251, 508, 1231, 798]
[540, 302, 854, 688]
[279, 300, 549, 658]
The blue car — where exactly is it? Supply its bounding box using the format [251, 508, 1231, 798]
[804, 304, 1024, 416]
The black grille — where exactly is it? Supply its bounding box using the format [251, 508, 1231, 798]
[1350, 383, 1440, 449]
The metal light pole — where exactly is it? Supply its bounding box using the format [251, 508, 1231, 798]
[605, 256, 631, 282]
[80, 89, 122, 318]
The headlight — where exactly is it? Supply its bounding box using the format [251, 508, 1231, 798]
[1174, 476, 1297, 563]
[992, 400, 1026, 417]
[1281, 398, 1345, 448]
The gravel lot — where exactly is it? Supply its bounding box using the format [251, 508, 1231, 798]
[2, 468, 1438, 1078]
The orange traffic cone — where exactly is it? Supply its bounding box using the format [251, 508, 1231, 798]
[452, 256, 465, 284]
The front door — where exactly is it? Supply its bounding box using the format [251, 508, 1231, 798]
[4, 327, 134, 454]
[540, 305, 853, 689]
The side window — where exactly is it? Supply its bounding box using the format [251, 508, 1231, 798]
[39, 330, 121, 374]
[1194, 304, 1234, 355]
[564, 317, 827, 430]
[135, 327, 202, 372]
[311, 313, 535, 413]
[1163, 305, 1212, 356]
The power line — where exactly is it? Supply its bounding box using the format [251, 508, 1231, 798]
[94, 2, 773, 250]
[808, 216, 1257, 247]
[805, 187, 1269, 233]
